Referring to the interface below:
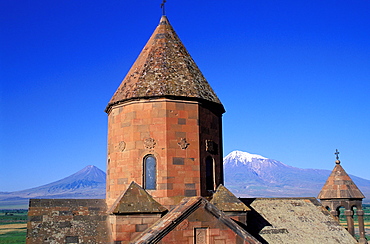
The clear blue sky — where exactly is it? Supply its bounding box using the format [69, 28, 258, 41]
[1, 1, 369, 192]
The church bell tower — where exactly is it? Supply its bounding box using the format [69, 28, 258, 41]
[105, 16, 225, 208]
[318, 150, 368, 244]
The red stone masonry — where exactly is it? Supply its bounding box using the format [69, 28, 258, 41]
[106, 98, 223, 209]
[132, 197, 260, 244]
[110, 214, 162, 243]
[105, 15, 225, 209]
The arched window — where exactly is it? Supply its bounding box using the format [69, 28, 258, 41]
[205, 156, 215, 192]
[337, 206, 345, 224]
[144, 155, 156, 190]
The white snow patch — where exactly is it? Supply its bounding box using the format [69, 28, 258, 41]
[224, 150, 267, 163]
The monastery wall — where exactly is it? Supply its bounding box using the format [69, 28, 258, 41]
[26, 199, 110, 244]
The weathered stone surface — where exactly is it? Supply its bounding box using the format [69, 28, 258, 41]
[106, 16, 224, 113]
[242, 198, 357, 244]
[108, 181, 167, 214]
[211, 184, 250, 212]
[132, 197, 260, 244]
[26, 199, 110, 244]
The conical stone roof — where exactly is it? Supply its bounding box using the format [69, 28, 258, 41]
[106, 16, 223, 113]
[318, 162, 365, 200]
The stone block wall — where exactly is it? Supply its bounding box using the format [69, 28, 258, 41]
[27, 199, 110, 244]
[159, 207, 249, 244]
[199, 105, 223, 196]
[109, 214, 162, 243]
[106, 98, 223, 209]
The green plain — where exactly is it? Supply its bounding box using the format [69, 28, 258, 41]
[0, 210, 27, 244]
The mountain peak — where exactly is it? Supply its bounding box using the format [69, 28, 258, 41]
[24, 165, 106, 193]
[0, 165, 106, 208]
[223, 150, 370, 202]
[223, 150, 288, 178]
[69, 165, 106, 183]
[77, 165, 100, 173]
[224, 150, 267, 163]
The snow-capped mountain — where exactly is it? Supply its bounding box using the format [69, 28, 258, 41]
[1, 151, 369, 209]
[0, 165, 106, 209]
[224, 151, 289, 176]
[224, 150, 370, 201]
[224, 151, 267, 163]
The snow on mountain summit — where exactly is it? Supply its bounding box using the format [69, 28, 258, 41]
[224, 150, 267, 163]
[223, 150, 289, 176]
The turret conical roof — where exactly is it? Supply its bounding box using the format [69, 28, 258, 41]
[318, 162, 365, 200]
[106, 16, 223, 113]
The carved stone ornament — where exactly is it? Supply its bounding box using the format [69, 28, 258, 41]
[195, 228, 208, 244]
[206, 140, 218, 155]
[178, 138, 190, 150]
[118, 141, 126, 152]
[144, 138, 156, 149]
[177, 219, 189, 230]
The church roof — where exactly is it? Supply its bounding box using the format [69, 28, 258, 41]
[106, 15, 223, 113]
[108, 181, 167, 214]
[241, 198, 357, 244]
[210, 184, 251, 212]
[317, 161, 365, 200]
[132, 197, 260, 244]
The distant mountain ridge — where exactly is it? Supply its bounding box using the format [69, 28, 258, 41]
[0, 165, 105, 209]
[1, 151, 369, 209]
[223, 150, 370, 203]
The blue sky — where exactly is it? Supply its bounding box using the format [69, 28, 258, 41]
[1, 1, 369, 192]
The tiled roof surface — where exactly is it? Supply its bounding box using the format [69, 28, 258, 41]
[242, 198, 357, 244]
[318, 163, 365, 199]
[106, 16, 222, 112]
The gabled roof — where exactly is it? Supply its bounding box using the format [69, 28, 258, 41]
[108, 181, 167, 214]
[318, 162, 365, 200]
[210, 184, 251, 212]
[242, 198, 357, 244]
[106, 16, 223, 113]
[131, 196, 260, 244]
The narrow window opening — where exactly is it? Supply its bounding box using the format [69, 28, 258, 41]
[144, 155, 156, 190]
[205, 156, 215, 192]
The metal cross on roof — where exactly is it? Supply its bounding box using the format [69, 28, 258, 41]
[334, 149, 340, 160]
[161, 0, 167, 16]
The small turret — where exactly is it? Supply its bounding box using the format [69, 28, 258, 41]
[318, 150, 367, 243]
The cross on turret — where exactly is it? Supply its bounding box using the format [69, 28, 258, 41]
[161, 0, 167, 15]
[334, 149, 340, 164]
